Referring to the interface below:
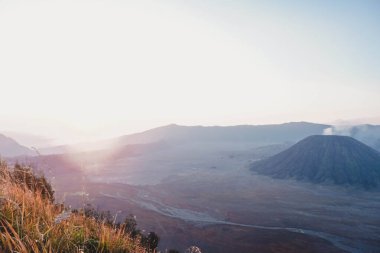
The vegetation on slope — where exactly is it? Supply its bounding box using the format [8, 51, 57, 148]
[0, 161, 152, 253]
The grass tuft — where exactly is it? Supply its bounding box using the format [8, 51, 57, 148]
[0, 161, 146, 253]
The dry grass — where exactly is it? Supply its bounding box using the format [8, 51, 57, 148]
[0, 161, 146, 253]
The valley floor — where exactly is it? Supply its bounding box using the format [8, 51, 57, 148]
[17, 142, 380, 253]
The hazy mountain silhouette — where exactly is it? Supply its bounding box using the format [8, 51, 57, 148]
[0, 133, 33, 157]
[251, 135, 380, 189]
[39, 122, 330, 154]
[118, 122, 329, 144]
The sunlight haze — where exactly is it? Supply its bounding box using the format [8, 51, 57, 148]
[1, 0, 379, 144]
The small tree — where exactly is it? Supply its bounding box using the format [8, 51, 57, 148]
[142, 232, 159, 252]
[122, 215, 140, 238]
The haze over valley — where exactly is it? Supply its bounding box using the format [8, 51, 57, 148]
[1, 122, 380, 252]
[1, 0, 380, 252]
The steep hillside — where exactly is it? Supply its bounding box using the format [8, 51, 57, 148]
[0, 133, 33, 157]
[251, 135, 380, 189]
[0, 162, 149, 253]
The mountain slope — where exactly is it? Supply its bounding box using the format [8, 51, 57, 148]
[0, 133, 33, 157]
[250, 135, 380, 189]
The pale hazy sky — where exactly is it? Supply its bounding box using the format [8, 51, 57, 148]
[0, 0, 379, 145]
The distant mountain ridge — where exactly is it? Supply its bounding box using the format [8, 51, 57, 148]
[118, 122, 330, 144]
[38, 122, 330, 154]
[251, 135, 380, 189]
[0, 133, 33, 157]
[5, 122, 380, 156]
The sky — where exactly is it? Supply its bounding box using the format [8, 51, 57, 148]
[0, 0, 379, 146]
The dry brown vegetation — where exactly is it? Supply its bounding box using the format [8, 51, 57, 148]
[0, 161, 146, 253]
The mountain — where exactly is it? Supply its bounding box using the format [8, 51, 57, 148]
[40, 122, 330, 154]
[117, 122, 330, 145]
[0, 133, 33, 157]
[324, 124, 380, 151]
[2, 131, 53, 148]
[250, 135, 380, 189]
